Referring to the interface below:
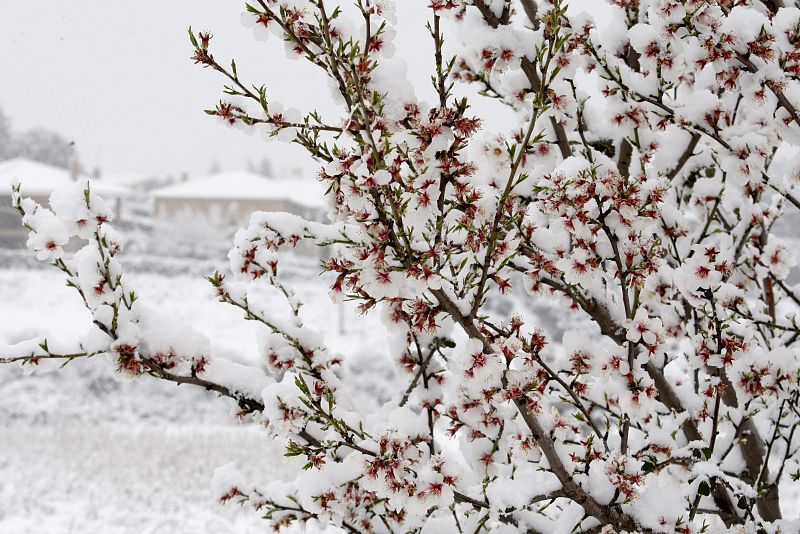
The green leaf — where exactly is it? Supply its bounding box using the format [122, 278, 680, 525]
[259, 86, 269, 114]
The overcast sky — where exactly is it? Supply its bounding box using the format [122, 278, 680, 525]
[0, 1, 605, 178]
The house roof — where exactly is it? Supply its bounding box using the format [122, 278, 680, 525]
[0, 157, 130, 198]
[152, 171, 326, 208]
[99, 171, 161, 188]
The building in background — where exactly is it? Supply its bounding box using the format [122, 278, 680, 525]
[0, 157, 130, 246]
[152, 170, 326, 228]
[98, 171, 176, 193]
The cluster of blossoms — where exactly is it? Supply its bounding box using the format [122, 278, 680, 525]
[7, 181, 271, 411]
[9, 0, 800, 532]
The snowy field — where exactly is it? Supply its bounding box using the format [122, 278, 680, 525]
[0, 259, 391, 534]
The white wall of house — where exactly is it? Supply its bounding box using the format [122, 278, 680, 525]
[152, 196, 326, 258]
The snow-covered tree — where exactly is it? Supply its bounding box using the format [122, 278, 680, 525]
[0, 106, 76, 167]
[8, 0, 800, 531]
[13, 127, 76, 168]
[0, 109, 13, 161]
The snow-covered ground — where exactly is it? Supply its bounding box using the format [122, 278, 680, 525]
[0, 260, 392, 533]
[0, 424, 284, 534]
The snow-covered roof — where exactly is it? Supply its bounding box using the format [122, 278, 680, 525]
[99, 171, 159, 187]
[0, 157, 130, 198]
[152, 171, 325, 208]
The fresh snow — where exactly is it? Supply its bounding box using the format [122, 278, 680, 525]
[0, 157, 130, 198]
[0, 263, 391, 533]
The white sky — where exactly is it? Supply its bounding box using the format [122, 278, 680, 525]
[0, 0, 606, 178]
